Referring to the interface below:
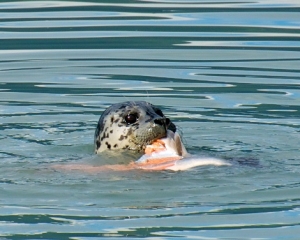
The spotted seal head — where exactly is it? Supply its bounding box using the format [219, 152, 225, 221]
[94, 101, 176, 154]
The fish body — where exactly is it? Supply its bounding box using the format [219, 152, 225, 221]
[135, 130, 229, 171]
[54, 131, 230, 172]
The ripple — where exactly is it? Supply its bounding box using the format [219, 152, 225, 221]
[1, 0, 300, 239]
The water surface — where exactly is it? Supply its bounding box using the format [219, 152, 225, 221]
[1, 0, 300, 239]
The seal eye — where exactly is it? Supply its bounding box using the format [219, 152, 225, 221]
[125, 114, 138, 125]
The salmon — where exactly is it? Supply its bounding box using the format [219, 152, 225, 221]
[54, 130, 230, 172]
[134, 130, 188, 170]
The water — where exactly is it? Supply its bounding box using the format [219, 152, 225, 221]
[1, 0, 300, 239]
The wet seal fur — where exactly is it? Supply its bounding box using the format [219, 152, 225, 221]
[94, 101, 176, 154]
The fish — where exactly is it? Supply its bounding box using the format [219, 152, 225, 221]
[53, 130, 230, 172]
[134, 130, 230, 171]
[134, 130, 187, 170]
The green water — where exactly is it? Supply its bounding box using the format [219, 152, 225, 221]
[0, 0, 300, 239]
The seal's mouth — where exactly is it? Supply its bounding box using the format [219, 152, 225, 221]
[129, 116, 171, 152]
[148, 125, 168, 142]
[131, 128, 167, 152]
[149, 131, 167, 144]
[135, 130, 188, 168]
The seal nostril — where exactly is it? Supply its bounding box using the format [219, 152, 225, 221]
[165, 118, 170, 126]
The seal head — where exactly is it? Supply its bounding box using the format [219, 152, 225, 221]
[94, 101, 176, 154]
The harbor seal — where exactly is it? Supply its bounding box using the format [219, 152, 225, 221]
[94, 101, 177, 154]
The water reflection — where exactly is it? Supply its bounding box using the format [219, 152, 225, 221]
[1, 0, 300, 239]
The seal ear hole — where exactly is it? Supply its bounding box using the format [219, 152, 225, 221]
[125, 113, 138, 125]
